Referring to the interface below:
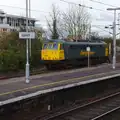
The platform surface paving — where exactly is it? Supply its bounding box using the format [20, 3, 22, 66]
[0, 63, 120, 106]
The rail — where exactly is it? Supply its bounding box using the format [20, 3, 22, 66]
[37, 90, 120, 120]
[91, 106, 120, 120]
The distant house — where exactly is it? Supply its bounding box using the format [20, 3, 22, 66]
[0, 10, 37, 32]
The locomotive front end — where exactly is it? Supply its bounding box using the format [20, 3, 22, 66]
[41, 42, 65, 61]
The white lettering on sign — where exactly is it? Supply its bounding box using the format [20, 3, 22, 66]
[19, 32, 35, 39]
[22, 34, 30, 37]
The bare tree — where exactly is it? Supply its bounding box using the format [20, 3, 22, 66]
[90, 32, 100, 40]
[46, 4, 61, 39]
[61, 5, 91, 41]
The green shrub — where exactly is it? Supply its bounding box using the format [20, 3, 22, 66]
[0, 31, 43, 73]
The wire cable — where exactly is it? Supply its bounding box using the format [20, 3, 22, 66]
[0, 4, 49, 13]
[60, 0, 113, 14]
[89, 0, 118, 8]
[92, 25, 113, 34]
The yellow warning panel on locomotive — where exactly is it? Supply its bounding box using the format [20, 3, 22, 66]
[41, 50, 64, 60]
[80, 51, 95, 56]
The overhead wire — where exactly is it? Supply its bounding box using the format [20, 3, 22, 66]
[89, 0, 120, 37]
[1, 0, 114, 33]
[0, 0, 115, 14]
[60, 0, 113, 14]
[0, 4, 49, 13]
[89, 0, 118, 8]
[60, 0, 115, 36]
[92, 25, 113, 34]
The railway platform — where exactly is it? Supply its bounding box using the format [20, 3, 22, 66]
[0, 63, 120, 106]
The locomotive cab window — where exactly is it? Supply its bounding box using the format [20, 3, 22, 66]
[43, 44, 47, 49]
[47, 44, 53, 49]
[53, 43, 58, 49]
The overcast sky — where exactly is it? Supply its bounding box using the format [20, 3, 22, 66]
[1, 0, 120, 36]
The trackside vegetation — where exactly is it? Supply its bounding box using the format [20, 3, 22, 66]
[0, 30, 119, 73]
[0, 31, 43, 73]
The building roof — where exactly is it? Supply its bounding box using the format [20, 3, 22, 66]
[6, 14, 37, 21]
[44, 39, 106, 45]
[0, 10, 38, 21]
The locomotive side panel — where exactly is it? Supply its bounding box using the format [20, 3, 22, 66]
[64, 43, 107, 60]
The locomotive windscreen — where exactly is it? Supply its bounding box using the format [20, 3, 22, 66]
[43, 43, 58, 50]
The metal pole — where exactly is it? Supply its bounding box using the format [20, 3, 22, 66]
[107, 7, 120, 69]
[88, 51, 90, 68]
[113, 10, 116, 69]
[118, 13, 120, 39]
[89, 24, 91, 40]
[88, 25, 90, 68]
[29, 0, 31, 57]
[26, 0, 30, 83]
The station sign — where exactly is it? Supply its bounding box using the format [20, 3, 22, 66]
[19, 32, 35, 39]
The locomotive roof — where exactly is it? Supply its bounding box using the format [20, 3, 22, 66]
[65, 41, 106, 45]
[44, 39, 106, 45]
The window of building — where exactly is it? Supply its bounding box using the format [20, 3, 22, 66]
[0, 18, 3, 23]
[3, 28, 7, 31]
[16, 23, 18, 26]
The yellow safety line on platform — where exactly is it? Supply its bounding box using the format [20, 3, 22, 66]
[0, 64, 111, 86]
[0, 71, 119, 97]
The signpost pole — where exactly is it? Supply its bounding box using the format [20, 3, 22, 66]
[26, 0, 30, 83]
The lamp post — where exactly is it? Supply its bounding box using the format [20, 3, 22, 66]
[107, 7, 120, 69]
[26, 0, 30, 83]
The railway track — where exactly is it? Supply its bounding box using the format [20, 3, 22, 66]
[94, 106, 120, 120]
[91, 106, 120, 120]
[1, 70, 119, 120]
[37, 90, 120, 120]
